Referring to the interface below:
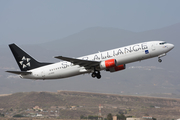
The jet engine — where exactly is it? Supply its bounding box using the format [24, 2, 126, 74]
[100, 59, 117, 69]
[106, 64, 126, 72]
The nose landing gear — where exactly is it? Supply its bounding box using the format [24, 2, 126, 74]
[158, 53, 166, 63]
[91, 70, 101, 79]
[158, 58, 162, 63]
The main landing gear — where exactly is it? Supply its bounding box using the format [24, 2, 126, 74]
[91, 70, 101, 79]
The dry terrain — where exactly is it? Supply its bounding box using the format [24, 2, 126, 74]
[0, 91, 180, 120]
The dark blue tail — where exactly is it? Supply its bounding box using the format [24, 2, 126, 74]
[9, 44, 52, 71]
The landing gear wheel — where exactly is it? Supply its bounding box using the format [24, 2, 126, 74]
[91, 70, 101, 79]
[158, 59, 162, 63]
[96, 74, 101, 79]
[91, 72, 96, 78]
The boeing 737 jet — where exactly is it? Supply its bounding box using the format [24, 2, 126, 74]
[6, 41, 174, 79]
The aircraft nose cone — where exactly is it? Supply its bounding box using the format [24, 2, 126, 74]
[169, 44, 174, 50]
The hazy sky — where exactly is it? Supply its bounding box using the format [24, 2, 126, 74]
[1, 0, 180, 45]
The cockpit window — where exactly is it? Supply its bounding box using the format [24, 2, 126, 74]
[159, 42, 167, 45]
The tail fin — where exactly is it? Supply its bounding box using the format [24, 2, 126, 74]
[9, 44, 52, 71]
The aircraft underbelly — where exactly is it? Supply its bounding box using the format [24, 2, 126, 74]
[47, 66, 81, 79]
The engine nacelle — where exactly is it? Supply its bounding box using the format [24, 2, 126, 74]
[100, 59, 117, 69]
[106, 64, 126, 72]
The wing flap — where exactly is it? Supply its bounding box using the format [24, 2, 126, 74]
[55, 56, 100, 68]
[6, 71, 32, 75]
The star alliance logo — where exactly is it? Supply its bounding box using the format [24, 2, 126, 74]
[19, 56, 31, 69]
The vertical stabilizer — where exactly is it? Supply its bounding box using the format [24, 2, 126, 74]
[9, 44, 51, 71]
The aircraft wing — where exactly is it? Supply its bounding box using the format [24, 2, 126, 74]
[6, 71, 32, 75]
[55, 56, 100, 69]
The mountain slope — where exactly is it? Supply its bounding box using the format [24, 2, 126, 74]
[0, 91, 180, 119]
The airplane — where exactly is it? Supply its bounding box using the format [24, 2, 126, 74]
[6, 41, 174, 80]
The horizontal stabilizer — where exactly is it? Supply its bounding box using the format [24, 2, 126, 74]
[6, 71, 32, 75]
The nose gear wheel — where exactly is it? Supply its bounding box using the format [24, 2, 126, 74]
[158, 58, 162, 63]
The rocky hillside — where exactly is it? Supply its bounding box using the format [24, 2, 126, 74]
[0, 91, 180, 119]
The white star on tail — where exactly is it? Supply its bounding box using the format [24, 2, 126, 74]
[19, 56, 31, 69]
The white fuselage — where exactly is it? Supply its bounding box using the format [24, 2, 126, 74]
[21, 41, 174, 80]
